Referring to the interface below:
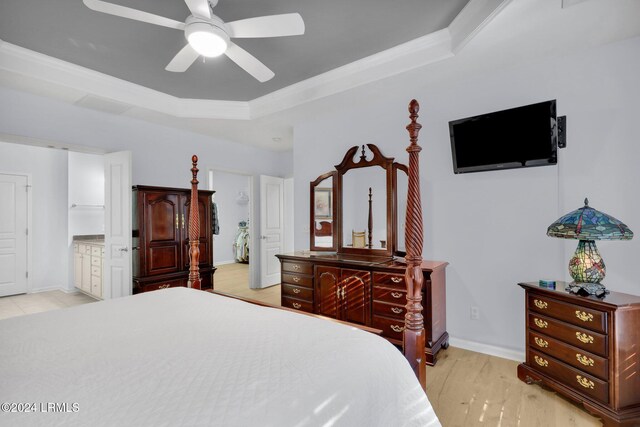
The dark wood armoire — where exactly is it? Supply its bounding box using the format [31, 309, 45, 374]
[132, 185, 215, 293]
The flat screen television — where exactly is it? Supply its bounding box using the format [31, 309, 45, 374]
[449, 100, 558, 174]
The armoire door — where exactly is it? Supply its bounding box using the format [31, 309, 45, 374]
[315, 266, 340, 319]
[142, 191, 182, 276]
[340, 269, 371, 326]
[182, 192, 211, 269]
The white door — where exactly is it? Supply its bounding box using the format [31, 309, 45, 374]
[104, 151, 132, 299]
[0, 174, 28, 297]
[260, 175, 284, 288]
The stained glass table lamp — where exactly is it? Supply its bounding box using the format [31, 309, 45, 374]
[547, 198, 633, 296]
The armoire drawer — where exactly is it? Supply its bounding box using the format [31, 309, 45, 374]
[138, 277, 186, 293]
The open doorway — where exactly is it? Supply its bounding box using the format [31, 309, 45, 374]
[209, 169, 280, 305]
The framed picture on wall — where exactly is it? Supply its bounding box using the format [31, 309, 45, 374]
[314, 188, 332, 218]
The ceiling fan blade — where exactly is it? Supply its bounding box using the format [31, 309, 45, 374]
[165, 45, 200, 72]
[184, 0, 211, 19]
[227, 13, 305, 38]
[224, 43, 274, 82]
[83, 0, 184, 30]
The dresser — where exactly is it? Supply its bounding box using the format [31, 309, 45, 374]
[132, 185, 215, 293]
[73, 237, 104, 299]
[517, 282, 640, 426]
[277, 253, 449, 365]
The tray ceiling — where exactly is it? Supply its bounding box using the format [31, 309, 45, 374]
[0, 0, 469, 101]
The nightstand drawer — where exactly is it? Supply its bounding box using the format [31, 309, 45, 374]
[528, 294, 607, 333]
[373, 287, 406, 304]
[282, 296, 313, 313]
[528, 330, 608, 380]
[282, 261, 312, 275]
[373, 301, 406, 319]
[529, 349, 609, 404]
[282, 284, 313, 301]
[282, 272, 313, 288]
[528, 313, 607, 357]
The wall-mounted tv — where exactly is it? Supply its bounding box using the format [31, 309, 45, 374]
[449, 100, 558, 174]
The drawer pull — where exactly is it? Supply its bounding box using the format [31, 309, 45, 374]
[575, 311, 594, 322]
[534, 318, 548, 329]
[391, 307, 403, 314]
[390, 325, 405, 333]
[391, 277, 402, 283]
[158, 284, 170, 289]
[292, 276, 300, 283]
[575, 332, 594, 344]
[576, 354, 595, 367]
[292, 288, 301, 294]
[534, 355, 549, 367]
[391, 292, 403, 299]
[534, 337, 549, 348]
[292, 264, 300, 271]
[292, 302, 302, 309]
[576, 375, 595, 389]
[534, 299, 548, 309]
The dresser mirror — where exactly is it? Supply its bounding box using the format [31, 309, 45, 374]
[309, 144, 407, 258]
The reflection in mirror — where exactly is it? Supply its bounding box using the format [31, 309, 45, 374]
[396, 168, 408, 254]
[312, 176, 333, 248]
[342, 167, 387, 250]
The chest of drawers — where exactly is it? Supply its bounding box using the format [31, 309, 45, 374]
[517, 282, 640, 426]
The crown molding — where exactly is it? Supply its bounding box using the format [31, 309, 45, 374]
[0, 0, 509, 121]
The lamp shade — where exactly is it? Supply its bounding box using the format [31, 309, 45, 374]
[547, 198, 633, 241]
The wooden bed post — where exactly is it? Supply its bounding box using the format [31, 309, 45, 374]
[403, 100, 426, 390]
[188, 155, 201, 290]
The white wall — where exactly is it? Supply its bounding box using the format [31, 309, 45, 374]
[0, 141, 68, 292]
[292, 35, 640, 357]
[211, 170, 250, 265]
[0, 88, 293, 291]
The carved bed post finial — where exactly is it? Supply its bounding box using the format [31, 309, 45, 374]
[188, 155, 201, 290]
[403, 99, 426, 390]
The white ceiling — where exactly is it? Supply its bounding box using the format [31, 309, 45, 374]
[1, 0, 640, 151]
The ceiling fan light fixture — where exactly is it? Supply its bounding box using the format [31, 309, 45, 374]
[185, 18, 229, 57]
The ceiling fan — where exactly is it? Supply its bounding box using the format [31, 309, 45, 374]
[82, 0, 305, 82]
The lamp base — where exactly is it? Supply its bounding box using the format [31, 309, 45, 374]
[565, 281, 609, 298]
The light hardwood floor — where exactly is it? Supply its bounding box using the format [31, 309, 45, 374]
[0, 286, 603, 426]
[214, 262, 281, 306]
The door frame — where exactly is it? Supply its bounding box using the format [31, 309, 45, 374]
[0, 171, 32, 294]
[208, 167, 256, 289]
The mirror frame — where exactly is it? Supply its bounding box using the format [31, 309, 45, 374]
[309, 144, 407, 257]
[309, 171, 338, 252]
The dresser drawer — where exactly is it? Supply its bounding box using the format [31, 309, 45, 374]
[373, 272, 406, 289]
[282, 272, 313, 288]
[528, 313, 607, 357]
[282, 261, 313, 275]
[529, 348, 609, 404]
[372, 315, 405, 341]
[91, 246, 102, 257]
[528, 294, 607, 334]
[282, 284, 313, 301]
[528, 330, 608, 380]
[373, 301, 406, 319]
[91, 265, 101, 277]
[282, 296, 313, 313]
[91, 256, 101, 267]
[373, 287, 406, 304]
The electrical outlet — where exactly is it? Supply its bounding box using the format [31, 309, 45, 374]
[470, 306, 480, 320]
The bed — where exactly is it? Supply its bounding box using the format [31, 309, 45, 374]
[0, 100, 438, 426]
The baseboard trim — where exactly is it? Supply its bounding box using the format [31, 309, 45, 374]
[29, 286, 76, 294]
[215, 260, 241, 266]
[448, 337, 525, 362]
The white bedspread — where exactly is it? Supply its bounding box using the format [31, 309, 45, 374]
[0, 288, 440, 427]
